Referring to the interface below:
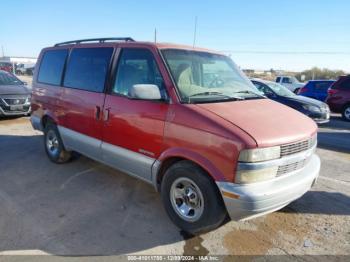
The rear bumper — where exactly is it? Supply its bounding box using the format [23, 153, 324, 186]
[326, 98, 343, 113]
[217, 154, 320, 221]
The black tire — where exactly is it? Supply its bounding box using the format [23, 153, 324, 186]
[294, 88, 300, 94]
[342, 104, 350, 122]
[44, 122, 72, 163]
[161, 160, 227, 235]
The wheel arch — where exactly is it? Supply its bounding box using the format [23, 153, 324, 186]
[152, 148, 226, 192]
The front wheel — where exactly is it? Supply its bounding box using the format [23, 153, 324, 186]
[44, 123, 72, 163]
[161, 161, 227, 235]
[342, 104, 350, 122]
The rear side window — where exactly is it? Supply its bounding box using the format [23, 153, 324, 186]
[64, 48, 113, 92]
[38, 49, 68, 85]
[314, 82, 333, 91]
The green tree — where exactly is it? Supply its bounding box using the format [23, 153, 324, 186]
[295, 67, 346, 81]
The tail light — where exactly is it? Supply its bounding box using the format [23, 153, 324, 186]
[298, 86, 308, 94]
[327, 88, 338, 96]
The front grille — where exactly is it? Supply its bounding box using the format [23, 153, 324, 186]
[1, 105, 30, 113]
[280, 136, 316, 157]
[3, 98, 26, 105]
[277, 159, 307, 176]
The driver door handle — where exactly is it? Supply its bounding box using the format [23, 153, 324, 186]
[95, 106, 101, 120]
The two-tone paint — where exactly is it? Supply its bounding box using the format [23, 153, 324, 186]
[31, 41, 320, 221]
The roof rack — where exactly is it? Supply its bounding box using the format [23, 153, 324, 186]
[54, 37, 135, 47]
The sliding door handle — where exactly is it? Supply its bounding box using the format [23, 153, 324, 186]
[95, 106, 101, 120]
[104, 108, 110, 122]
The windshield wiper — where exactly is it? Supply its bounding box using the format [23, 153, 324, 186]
[232, 90, 265, 99]
[187, 92, 243, 103]
[188, 91, 229, 97]
[233, 90, 262, 96]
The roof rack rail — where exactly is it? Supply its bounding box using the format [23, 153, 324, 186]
[54, 37, 135, 47]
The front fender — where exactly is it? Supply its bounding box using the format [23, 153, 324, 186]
[151, 147, 227, 191]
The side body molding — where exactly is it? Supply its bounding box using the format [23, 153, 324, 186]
[58, 126, 156, 184]
[58, 126, 102, 161]
[101, 142, 155, 183]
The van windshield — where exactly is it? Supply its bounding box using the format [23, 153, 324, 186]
[161, 49, 263, 103]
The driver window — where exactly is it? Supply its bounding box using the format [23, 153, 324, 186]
[113, 48, 167, 98]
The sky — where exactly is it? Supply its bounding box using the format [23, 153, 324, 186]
[1, 0, 349, 72]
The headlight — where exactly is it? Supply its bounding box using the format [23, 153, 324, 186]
[303, 104, 321, 112]
[235, 166, 278, 184]
[238, 146, 280, 162]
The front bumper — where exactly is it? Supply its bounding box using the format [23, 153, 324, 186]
[217, 154, 320, 221]
[0, 106, 31, 116]
[307, 111, 330, 124]
[0, 96, 31, 116]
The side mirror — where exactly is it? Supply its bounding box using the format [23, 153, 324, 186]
[129, 84, 162, 100]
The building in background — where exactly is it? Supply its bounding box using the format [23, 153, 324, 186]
[0, 56, 37, 75]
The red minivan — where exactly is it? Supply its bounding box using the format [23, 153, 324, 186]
[31, 38, 320, 234]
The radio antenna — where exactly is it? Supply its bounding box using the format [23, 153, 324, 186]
[193, 16, 198, 47]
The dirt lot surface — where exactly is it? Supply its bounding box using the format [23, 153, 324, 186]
[0, 115, 349, 258]
[17, 75, 33, 86]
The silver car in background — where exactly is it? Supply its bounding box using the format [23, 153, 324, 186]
[0, 70, 31, 117]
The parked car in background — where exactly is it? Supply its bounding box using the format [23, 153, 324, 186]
[31, 37, 320, 234]
[16, 63, 36, 76]
[298, 80, 335, 102]
[276, 76, 304, 94]
[0, 62, 13, 73]
[326, 75, 350, 121]
[252, 79, 330, 124]
[0, 70, 31, 116]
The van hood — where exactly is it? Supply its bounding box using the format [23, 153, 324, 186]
[196, 99, 317, 147]
[0, 84, 31, 95]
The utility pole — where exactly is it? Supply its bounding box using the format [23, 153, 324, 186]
[1, 46, 4, 57]
[193, 16, 198, 47]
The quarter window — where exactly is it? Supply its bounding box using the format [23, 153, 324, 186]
[38, 49, 68, 85]
[64, 48, 113, 92]
[113, 48, 166, 98]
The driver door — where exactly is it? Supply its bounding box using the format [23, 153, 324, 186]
[101, 47, 169, 181]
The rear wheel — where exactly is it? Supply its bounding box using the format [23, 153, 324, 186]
[294, 88, 300, 94]
[342, 104, 350, 121]
[161, 161, 227, 235]
[44, 122, 72, 163]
